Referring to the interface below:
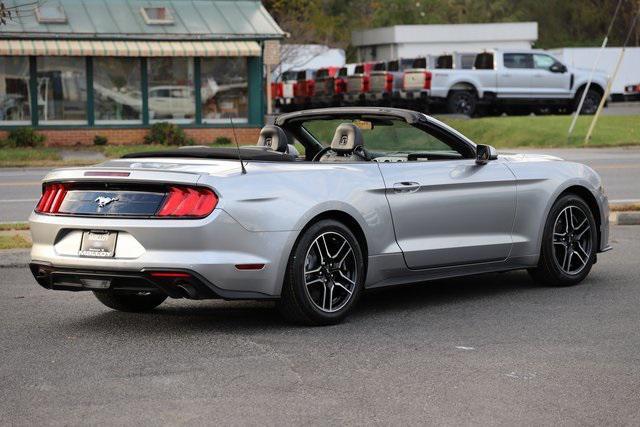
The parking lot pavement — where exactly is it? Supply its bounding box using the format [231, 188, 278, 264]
[1, 225, 639, 425]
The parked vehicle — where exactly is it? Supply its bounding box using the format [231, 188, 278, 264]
[29, 107, 610, 325]
[273, 70, 298, 112]
[368, 58, 415, 106]
[624, 83, 640, 102]
[425, 50, 609, 116]
[312, 66, 341, 107]
[400, 57, 433, 111]
[293, 69, 316, 109]
[345, 62, 376, 105]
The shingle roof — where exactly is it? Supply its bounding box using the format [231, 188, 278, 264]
[0, 0, 284, 40]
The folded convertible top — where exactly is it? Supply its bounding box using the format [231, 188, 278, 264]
[122, 147, 295, 162]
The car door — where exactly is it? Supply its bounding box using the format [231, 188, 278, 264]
[531, 53, 572, 98]
[498, 53, 533, 98]
[377, 126, 517, 270]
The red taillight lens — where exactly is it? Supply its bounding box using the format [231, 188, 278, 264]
[35, 183, 68, 214]
[307, 80, 315, 97]
[362, 76, 370, 93]
[334, 78, 345, 94]
[157, 186, 218, 218]
[385, 74, 393, 92]
[423, 71, 432, 90]
[271, 82, 283, 98]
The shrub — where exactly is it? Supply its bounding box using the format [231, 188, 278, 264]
[144, 122, 190, 146]
[214, 136, 232, 145]
[7, 127, 46, 147]
[93, 135, 108, 146]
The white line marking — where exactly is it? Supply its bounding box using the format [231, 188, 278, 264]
[455, 346, 475, 351]
[0, 199, 39, 203]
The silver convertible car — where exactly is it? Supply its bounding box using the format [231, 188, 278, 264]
[29, 108, 610, 325]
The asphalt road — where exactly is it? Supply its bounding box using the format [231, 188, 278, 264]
[1, 225, 639, 425]
[1, 146, 639, 223]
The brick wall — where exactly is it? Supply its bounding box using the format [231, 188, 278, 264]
[0, 127, 261, 147]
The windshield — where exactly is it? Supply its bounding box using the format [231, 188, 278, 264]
[301, 118, 462, 157]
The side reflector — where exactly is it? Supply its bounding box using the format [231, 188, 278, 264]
[235, 264, 265, 271]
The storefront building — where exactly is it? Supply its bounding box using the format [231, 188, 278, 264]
[0, 0, 284, 145]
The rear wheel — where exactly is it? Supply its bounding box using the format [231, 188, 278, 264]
[277, 219, 364, 325]
[447, 91, 477, 116]
[528, 194, 597, 286]
[93, 290, 167, 312]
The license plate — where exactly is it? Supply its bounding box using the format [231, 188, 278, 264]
[79, 231, 117, 258]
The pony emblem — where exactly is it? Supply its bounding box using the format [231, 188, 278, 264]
[95, 196, 118, 208]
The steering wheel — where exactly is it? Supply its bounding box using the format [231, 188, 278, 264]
[311, 146, 333, 162]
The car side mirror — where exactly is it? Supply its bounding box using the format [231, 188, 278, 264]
[550, 62, 567, 73]
[476, 144, 498, 164]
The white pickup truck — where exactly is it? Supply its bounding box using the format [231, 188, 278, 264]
[402, 49, 609, 116]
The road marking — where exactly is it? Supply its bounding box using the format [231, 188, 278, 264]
[455, 346, 475, 350]
[1, 199, 39, 203]
[0, 181, 41, 187]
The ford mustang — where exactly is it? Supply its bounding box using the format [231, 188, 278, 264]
[29, 107, 610, 325]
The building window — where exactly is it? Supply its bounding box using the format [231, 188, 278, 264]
[0, 57, 31, 124]
[147, 58, 194, 123]
[35, 4, 67, 24]
[141, 7, 174, 25]
[201, 58, 248, 124]
[93, 57, 142, 124]
[37, 57, 87, 124]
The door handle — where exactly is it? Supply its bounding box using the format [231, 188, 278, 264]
[393, 182, 421, 193]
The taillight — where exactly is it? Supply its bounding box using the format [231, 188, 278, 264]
[157, 186, 218, 218]
[385, 73, 393, 93]
[35, 183, 68, 214]
[423, 71, 432, 90]
[362, 76, 370, 93]
[334, 78, 346, 94]
[307, 80, 315, 97]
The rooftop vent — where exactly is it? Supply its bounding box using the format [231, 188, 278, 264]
[35, 4, 67, 24]
[141, 7, 174, 25]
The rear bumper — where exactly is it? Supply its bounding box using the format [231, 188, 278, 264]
[29, 209, 298, 298]
[29, 263, 272, 300]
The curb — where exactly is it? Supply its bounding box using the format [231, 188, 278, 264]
[610, 211, 640, 226]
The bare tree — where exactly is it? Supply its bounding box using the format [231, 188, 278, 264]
[0, 1, 42, 25]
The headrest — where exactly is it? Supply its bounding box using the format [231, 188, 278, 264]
[330, 123, 364, 153]
[257, 125, 289, 153]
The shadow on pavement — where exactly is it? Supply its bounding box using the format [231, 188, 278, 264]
[63, 270, 540, 334]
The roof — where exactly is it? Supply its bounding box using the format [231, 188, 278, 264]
[0, 0, 284, 41]
[352, 22, 538, 46]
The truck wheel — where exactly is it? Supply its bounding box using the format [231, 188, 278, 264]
[575, 89, 602, 115]
[447, 91, 477, 116]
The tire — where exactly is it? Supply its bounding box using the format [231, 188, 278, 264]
[277, 219, 365, 325]
[93, 290, 167, 312]
[528, 194, 597, 286]
[575, 88, 602, 115]
[447, 91, 477, 116]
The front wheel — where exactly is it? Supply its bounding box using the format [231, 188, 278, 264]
[93, 290, 167, 312]
[575, 88, 602, 115]
[447, 91, 477, 116]
[528, 194, 597, 286]
[277, 219, 365, 325]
